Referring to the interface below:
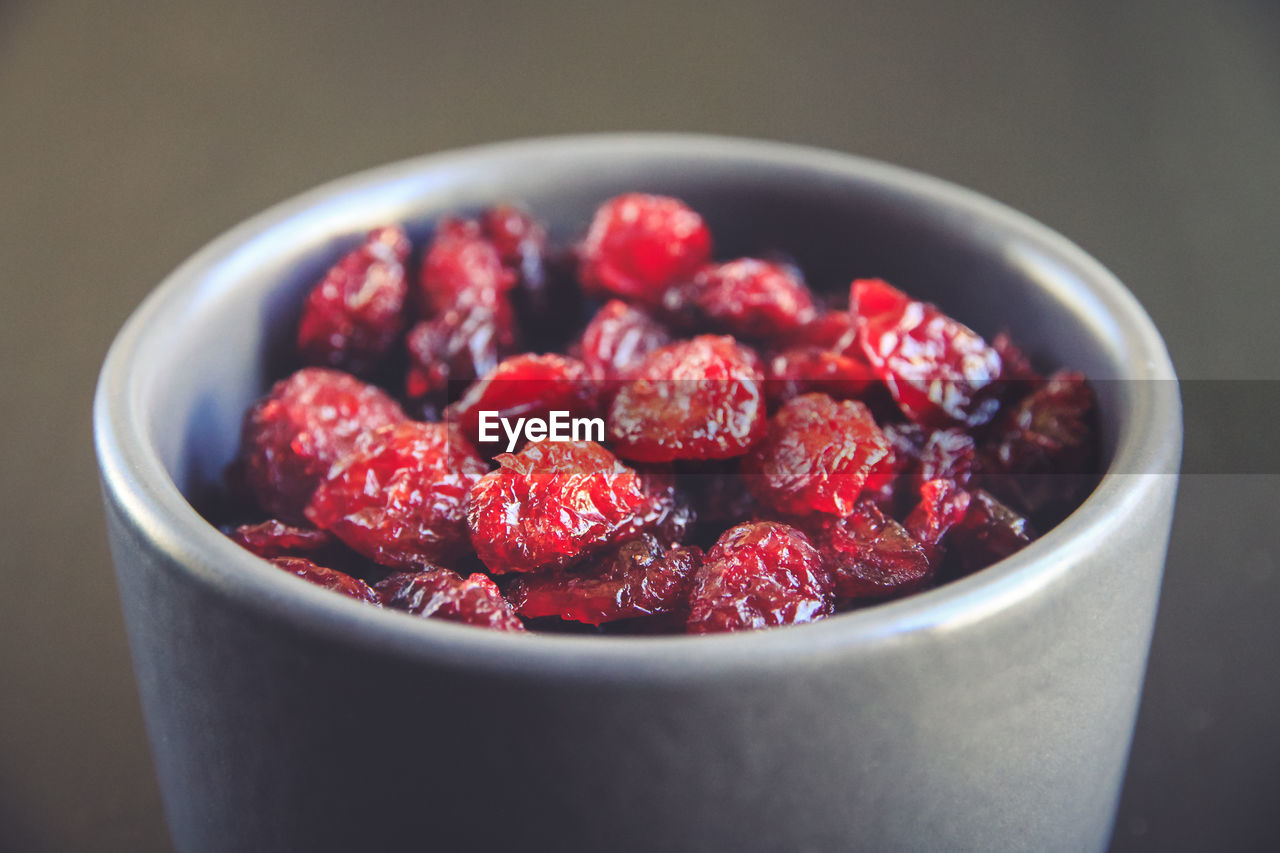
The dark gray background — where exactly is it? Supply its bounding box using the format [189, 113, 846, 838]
[2, 1, 1277, 850]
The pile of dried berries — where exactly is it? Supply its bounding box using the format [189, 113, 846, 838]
[216, 193, 1099, 635]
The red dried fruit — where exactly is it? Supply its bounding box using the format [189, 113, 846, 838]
[809, 499, 932, 602]
[852, 278, 1003, 427]
[904, 478, 971, 563]
[419, 218, 517, 314]
[467, 440, 645, 574]
[917, 428, 977, 489]
[447, 353, 598, 452]
[608, 335, 767, 462]
[979, 369, 1098, 516]
[296, 226, 410, 376]
[238, 368, 407, 523]
[682, 258, 817, 339]
[376, 568, 525, 631]
[612, 468, 696, 545]
[269, 556, 380, 605]
[481, 203, 547, 283]
[229, 519, 333, 558]
[686, 521, 832, 633]
[948, 489, 1036, 572]
[305, 421, 488, 568]
[788, 309, 860, 353]
[573, 299, 671, 381]
[764, 346, 873, 407]
[742, 393, 891, 518]
[403, 305, 515, 403]
[578, 193, 712, 304]
[510, 534, 702, 625]
[992, 331, 1040, 385]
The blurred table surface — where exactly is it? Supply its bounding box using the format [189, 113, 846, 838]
[2, 1, 1278, 850]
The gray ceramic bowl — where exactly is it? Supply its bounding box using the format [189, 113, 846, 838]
[95, 134, 1180, 853]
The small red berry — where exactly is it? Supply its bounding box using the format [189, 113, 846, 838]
[684, 258, 817, 340]
[376, 568, 525, 631]
[578, 193, 712, 304]
[269, 556, 381, 605]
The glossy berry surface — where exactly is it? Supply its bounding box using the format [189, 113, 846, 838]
[574, 299, 672, 381]
[742, 393, 891, 517]
[905, 477, 972, 564]
[852, 278, 1003, 427]
[447, 353, 598, 451]
[376, 568, 525, 631]
[809, 499, 932, 602]
[511, 534, 702, 625]
[765, 346, 873, 407]
[305, 421, 488, 568]
[467, 440, 644, 574]
[687, 521, 832, 633]
[229, 519, 333, 558]
[684, 258, 817, 339]
[403, 305, 513, 404]
[269, 556, 380, 605]
[578, 193, 711, 304]
[419, 218, 517, 314]
[948, 489, 1036, 572]
[239, 368, 407, 523]
[608, 335, 766, 462]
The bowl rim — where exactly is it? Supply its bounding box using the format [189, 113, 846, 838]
[94, 132, 1181, 680]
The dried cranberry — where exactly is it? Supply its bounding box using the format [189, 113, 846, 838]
[573, 299, 672, 381]
[948, 489, 1036, 572]
[305, 422, 488, 568]
[269, 556, 380, 605]
[979, 369, 1098, 517]
[481, 203, 547, 283]
[447, 353, 598, 452]
[742, 393, 891, 518]
[578, 193, 712, 305]
[229, 519, 333, 558]
[904, 478, 971, 563]
[681, 258, 817, 340]
[992, 331, 1040, 385]
[852, 278, 1003, 427]
[238, 368, 407, 523]
[403, 305, 514, 403]
[376, 568, 525, 631]
[917, 428, 977, 489]
[764, 346, 873, 407]
[419, 218, 517, 314]
[296, 226, 410, 376]
[809, 499, 932, 602]
[608, 335, 767, 462]
[686, 521, 832, 633]
[510, 534, 702, 625]
[788, 309, 860, 353]
[467, 441, 644, 574]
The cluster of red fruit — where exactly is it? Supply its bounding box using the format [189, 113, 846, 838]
[221, 193, 1098, 635]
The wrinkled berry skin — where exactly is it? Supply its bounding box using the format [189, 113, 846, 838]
[467, 441, 645, 574]
[578, 193, 712, 304]
[809, 500, 932, 602]
[573, 299, 672, 381]
[403, 306, 513, 403]
[949, 489, 1036, 572]
[238, 368, 407, 523]
[376, 568, 525, 631]
[917, 428, 977, 489]
[742, 393, 891, 518]
[419, 218, 516, 314]
[765, 346, 873, 407]
[852, 278, 1003, 427]
[608, 335, 767, 462]
[683, 258, 817, 339]
[447, 353, 598, 452]
[228, 519, 333, 558]
[905, 478, 972, 564]
[296, 226, 410, 376]
[511, 534, 702, 625]
[979, 369, 1098, 518]
[305, 422, 488, 568]
[269, 556, 381, 605]
[686, 521, 832, 633]
[613, 468, 696, 545]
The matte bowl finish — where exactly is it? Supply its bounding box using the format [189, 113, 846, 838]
[95, 135, 1180, 853]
